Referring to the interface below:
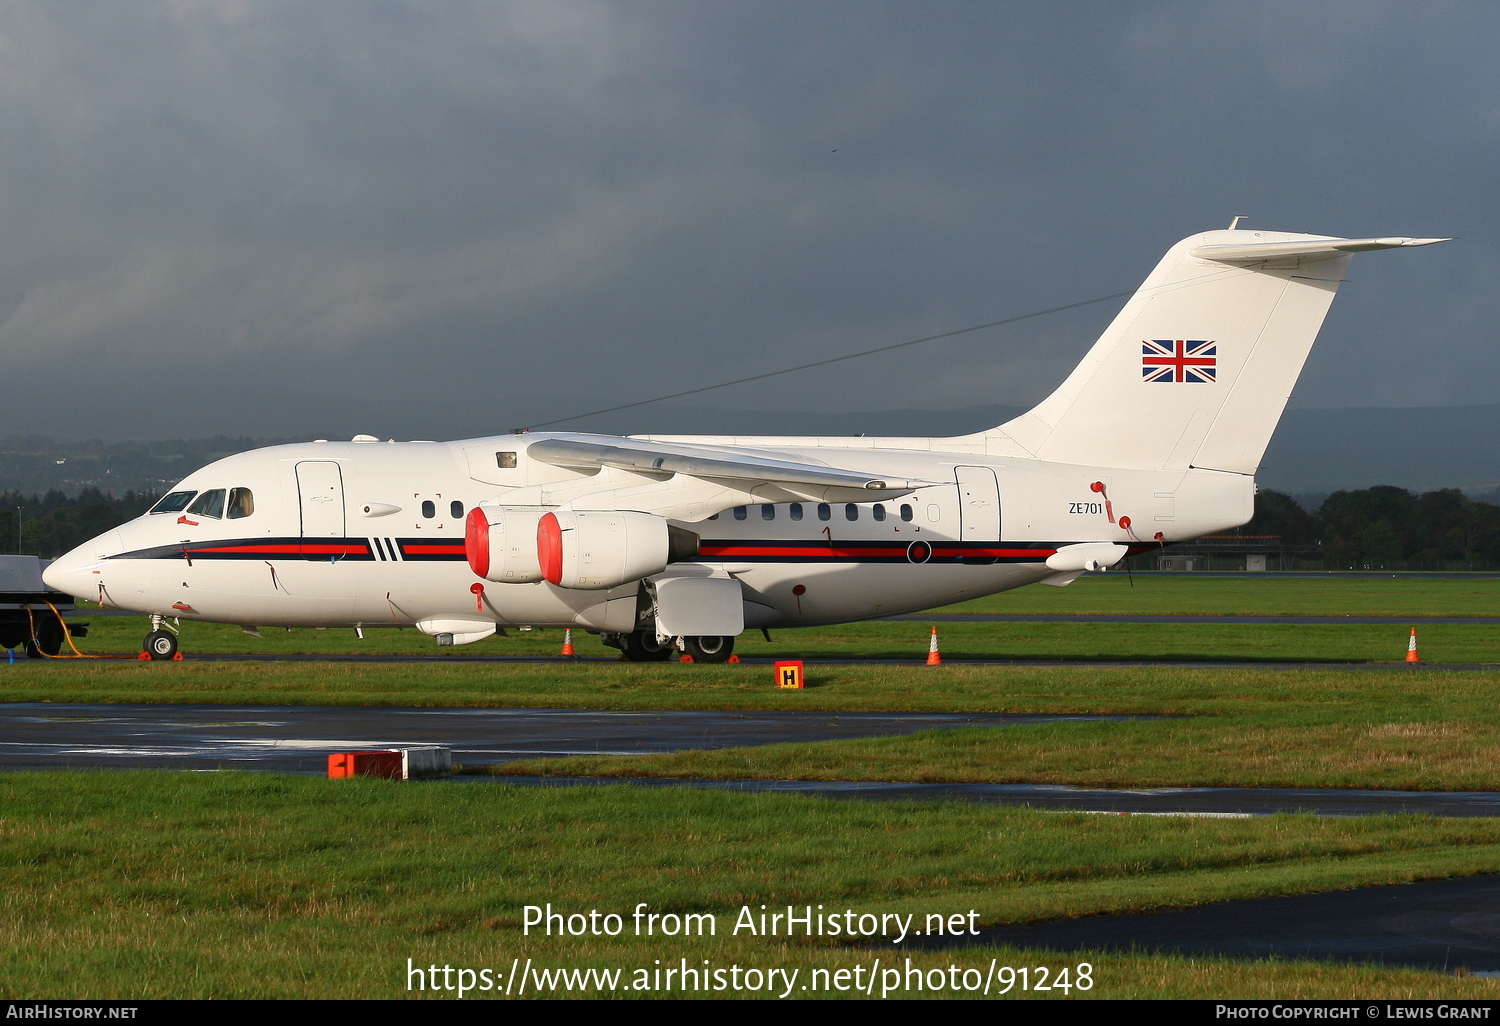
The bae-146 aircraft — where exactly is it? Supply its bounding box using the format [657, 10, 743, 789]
[43, 226, 1447, 661]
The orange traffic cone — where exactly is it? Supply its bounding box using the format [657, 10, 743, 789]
[1405, 627, 1419, 663]
[926, 625, 942, 666]
[560, 628, 575, 657]
[680, 654, 695, 663]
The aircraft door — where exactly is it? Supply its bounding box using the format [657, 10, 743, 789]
[956, 466, 1001, 542]
[296, 461, 346, 538]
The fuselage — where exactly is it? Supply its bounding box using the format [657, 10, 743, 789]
[42, 433, 1252, 636]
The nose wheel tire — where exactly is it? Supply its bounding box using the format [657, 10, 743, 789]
[682, 635, 734, 664]
[143, 630, 179, 661]
[619, 630, 675, 662]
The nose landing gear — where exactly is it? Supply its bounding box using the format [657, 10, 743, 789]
[143, 614, 181, 661]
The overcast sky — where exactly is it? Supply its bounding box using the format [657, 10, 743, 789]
[0, 1, 1494, 439]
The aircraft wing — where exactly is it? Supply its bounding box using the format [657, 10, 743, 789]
[526, 435, 937, 493]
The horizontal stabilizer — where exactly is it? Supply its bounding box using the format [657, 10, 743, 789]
[1191, 236, 1450, 263]
[528, 435, 937, 492]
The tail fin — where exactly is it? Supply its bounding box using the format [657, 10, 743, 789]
[984, 229, 1448, 473]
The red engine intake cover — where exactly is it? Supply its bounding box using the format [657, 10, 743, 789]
[537, 511, 563, 585]
[465, 507, 490, 578]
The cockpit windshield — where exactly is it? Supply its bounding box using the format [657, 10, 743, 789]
[149, 490, 196, 514]
[187, 489, 226, 519]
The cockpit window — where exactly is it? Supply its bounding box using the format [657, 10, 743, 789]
[150, 490, 196, 514]
[187, 489, 226, 519]
[227, 488, 255, 519]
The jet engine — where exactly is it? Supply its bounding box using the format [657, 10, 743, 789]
[467, 506, 699, 589]
[465, 506, 548, 583]
[538, 510, 699, 590]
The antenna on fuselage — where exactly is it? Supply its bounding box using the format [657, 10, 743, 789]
[1227, 215, 1248, 230]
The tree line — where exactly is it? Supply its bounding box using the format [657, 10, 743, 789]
[0, 489, 160, 559]
[1239, 487, 1500, 567]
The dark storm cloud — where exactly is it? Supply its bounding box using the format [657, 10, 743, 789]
[0, 1, 1494, 437]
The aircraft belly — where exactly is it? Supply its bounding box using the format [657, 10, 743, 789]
[735, 561, 1048, 626]
[347, 561, 620, 628]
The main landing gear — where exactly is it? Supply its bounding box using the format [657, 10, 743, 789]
[143, 614, 180, 660]
[616, 629, 675, 662]
[681, 635, 735, 664]
[607, 629, 736, 664]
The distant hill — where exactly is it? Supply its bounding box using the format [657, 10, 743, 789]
[3, 402, 1498, 497]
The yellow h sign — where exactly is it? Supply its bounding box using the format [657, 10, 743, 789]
[774, 660, 804, 689]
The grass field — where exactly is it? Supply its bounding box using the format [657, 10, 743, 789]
[2, 771, 1498, 1000]
[9, 576, 1500, 999]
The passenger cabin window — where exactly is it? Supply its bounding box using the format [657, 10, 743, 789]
[789, 503, 803, 521]
[150, 490, 196, 514]
[450, 500, 464, 519]
[873, 504, 886, 521]
[496, 452, 518, 469]
[900, 503, 913, 522]
[421, 500, 436, 519]
[733, 506, 747, 520]
[761, 504, 775, 521]
[845, 503, 859, 521]
[227, 488, 255, 519]
[817, 503, 831, 521]
[187, 489, 225, 519]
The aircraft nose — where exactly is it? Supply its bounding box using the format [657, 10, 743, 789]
[42, 530, 123, 599]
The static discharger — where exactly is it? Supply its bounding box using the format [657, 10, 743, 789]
[1406, 627, 1420, 663]
[774, 660, 804, 689]
[926, 626, 942, 666]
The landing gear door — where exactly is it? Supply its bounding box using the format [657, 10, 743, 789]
[296, 461, 346, 538]
[652, 577, 745, 638]
[956, 466, 1001, 542]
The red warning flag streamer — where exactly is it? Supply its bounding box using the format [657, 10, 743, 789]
[1090, 481, 1115, 524]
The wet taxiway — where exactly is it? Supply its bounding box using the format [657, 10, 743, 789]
[481, 776, 1500, 818]
[0, 702, 1134, 773]
[950, 873, 1500, 973]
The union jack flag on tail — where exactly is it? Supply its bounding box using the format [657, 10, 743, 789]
[1142, 339, 1216, 383]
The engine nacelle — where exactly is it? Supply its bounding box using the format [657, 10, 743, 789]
[538, 510, 696, 590]
[465, 505, 547, 583]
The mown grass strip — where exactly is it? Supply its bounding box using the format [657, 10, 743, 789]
[486, 712, 1500, 792]
[56, 609, 1500, 663]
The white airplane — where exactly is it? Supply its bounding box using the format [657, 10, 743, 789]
[43, 226, 1447, 661]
